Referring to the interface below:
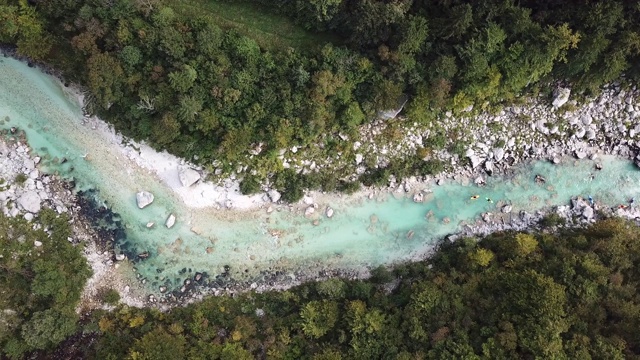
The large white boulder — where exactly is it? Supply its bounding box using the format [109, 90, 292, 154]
[268, 189, 281, 203]
[18, 191, 41, 213]
[136, 191, 154, 209]
[468, 155, 484, 169]
[179, 167, 201, 187]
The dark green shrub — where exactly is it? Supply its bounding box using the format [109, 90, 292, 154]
[100, 288, 121, 305]
[339, 181, 361, 194]
[14, 173, 28, 185]
[239, 175, 261, 195]
[539, 213, 566, 227]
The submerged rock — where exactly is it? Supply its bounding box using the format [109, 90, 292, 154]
[165, 213, 176, 229]
[136, 191, 154, 209]
[178, 167, 200, 187]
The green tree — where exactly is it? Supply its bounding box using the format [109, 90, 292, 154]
[128, 327, 186, 360]
[168, 65, 198, 94]
[86, 52, 125, 110]
[300, 300, 339, 339]
[21, 309, 77, 350]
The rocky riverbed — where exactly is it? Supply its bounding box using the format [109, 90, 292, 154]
[5, 49, 640, 309]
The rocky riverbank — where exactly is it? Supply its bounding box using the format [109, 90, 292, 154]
[0, 130, 149, 310]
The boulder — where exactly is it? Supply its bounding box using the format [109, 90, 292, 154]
[484, 160, 494, 173]
[304, 206, 315, 217]
[582, 206, 594, 220]
[136, 191, 154, 209]
[165, 213, 176, 229]
[552, 87, 571, 108]
[355, 154, 363, 165]
[268, 189, 281, 203]
[468, 155, 484, 169]
[493, 148, 505, 162]
[575, 151, 587, 159]
[18, 191, 41, 213]
[412, 192, 424, 203]
[536, 120, 549, 134]
[325, 206, 334, 218]
[580, 114, 592, 126]
[502, 205, 512, 214]
[115, 253, 126, 261]
[179, 167, 201, 187]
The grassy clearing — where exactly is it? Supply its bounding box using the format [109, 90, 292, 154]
[167, 0, 337, 52]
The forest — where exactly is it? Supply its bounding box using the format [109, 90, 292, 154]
[2, 0, 640, 199]
[5, 214, 640, 359]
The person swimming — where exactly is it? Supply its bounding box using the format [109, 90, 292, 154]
[486, 197, 493, 203]
[588, 195, 594, 206]
[470, 195, 480, 200]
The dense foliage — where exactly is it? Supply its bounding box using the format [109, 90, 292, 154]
[2, 0, 640, 199]
[32, 217, 638, 359]
[0, 209, 91, 359]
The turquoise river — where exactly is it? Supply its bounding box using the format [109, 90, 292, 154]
[1, 54, 640, 293]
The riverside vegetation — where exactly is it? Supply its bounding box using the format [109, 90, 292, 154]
[2, 0, 640, 201]
[3, 216, 640, 358]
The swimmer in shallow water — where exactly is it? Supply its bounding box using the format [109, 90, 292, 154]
[486, 197, 494, 203]
[470, 195, 480, 200]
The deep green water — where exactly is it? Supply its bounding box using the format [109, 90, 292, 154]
[2, 55, 640, 293]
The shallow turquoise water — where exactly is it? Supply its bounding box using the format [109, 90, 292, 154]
[2, 55, 640, 292]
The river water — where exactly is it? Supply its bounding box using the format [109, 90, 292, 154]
[2, 55, 639, 293]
